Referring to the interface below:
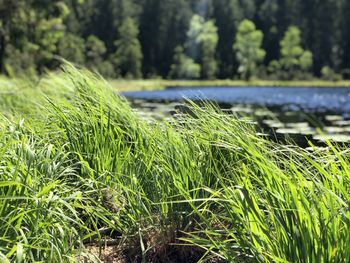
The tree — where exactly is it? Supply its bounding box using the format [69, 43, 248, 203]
[233, 19, 266, 80]
[256, 0, 280, 63]
[1, 0, 350, 79]
[0, 0, 68, 74]
[185, 15, 205, 62]
[84, 35, 116, 77]
[212, 0, 243, 78]
[303, 0, 343, 74]
[341, 0, 350, 74]
[58, 33, 85, 64]
[185, 14, 218, 79]
[321, 66, 342, 81]
[168, 45, 201, 79]
[199, 19, 218, 79]
[114, 17, 143, 79]
[139, 0, 192, 77]
[85, 35, 106, 67]
[277, 26, 313, 79]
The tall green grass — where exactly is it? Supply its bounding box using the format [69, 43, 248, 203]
[0, 65, 349, 262]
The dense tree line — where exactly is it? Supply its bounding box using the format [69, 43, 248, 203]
[0, 0, 348, 80]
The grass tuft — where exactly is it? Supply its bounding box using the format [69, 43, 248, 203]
[0, 64, 349, 262]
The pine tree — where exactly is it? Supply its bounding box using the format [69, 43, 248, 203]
[212, 0, 243, 78]
[185, 14, 218, 79]
[1, 0, 68, 74]
[85, 35, 106, 67]
[139, 0, 192, 77]
[169, 45, 201, 79]
[199, 20, 218, 79]
[114, 17, 143, 79]
[233, 19, 266, 80]
[58, 34, 85, 64]
[277, 26, 313, 79]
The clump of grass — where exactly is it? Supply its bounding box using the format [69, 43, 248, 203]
[1, 64, 350, 262]
[0, 119, 89, 261]
[0, 73, 116, 262]
[45, 66, 216, 260]
[178, 107, 350, 262]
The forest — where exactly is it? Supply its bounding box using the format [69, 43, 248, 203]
[1, 0, 349, 80]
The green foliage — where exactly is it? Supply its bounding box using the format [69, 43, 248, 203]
[84, 35, 117, 78]
[114, 17, 143, 79]
[58, 34, 85, 64]
[138, 0, 192, 77]
[4, 45, 37, 77]
[97, 60, 116, 79]
[85, 35, 107, 66]
[280, 26, 312, 67]
[186, 15, 205, 61]
[321, 66, 342, 81]
[1, 1, 68, 74]
[199, 20, 219, 79]
[168, 46, 201, 79]
[1, 66, 350, 261]
[233, 19, 266, 80]
[275, 26, 313, 79]
[185, 15, 218, 79]
[1, 0, 350, 79]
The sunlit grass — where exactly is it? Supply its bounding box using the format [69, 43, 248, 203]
[110, 78, 350, 91]
[0, 65, 349, 262]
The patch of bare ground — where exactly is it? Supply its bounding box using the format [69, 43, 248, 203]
[79, 238, 224, 263]
[78, 221, 226, 262]
[83, 242, 128, 263]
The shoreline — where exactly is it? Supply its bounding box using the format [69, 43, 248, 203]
[110, 79, 350, 91]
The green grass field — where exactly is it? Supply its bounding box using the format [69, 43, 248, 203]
[0, 66, 350, 262]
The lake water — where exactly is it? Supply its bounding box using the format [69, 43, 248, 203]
[122, 86, 350, 145]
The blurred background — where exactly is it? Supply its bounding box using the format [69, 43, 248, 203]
[0, 0, 349, 81]
[1, 0, 350, 145]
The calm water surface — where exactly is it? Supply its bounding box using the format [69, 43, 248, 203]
[123, 86, 350, 115]
[122, 86, 350, 145]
